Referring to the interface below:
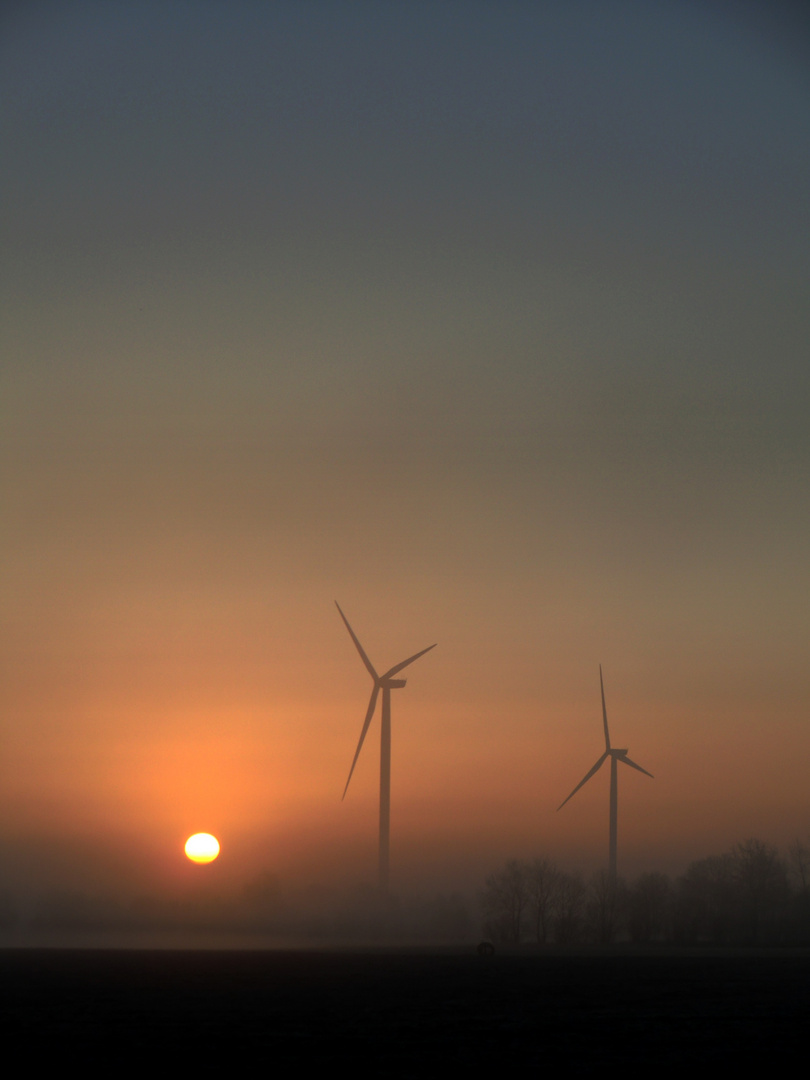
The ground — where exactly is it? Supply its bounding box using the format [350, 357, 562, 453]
[1, 946, 807, 1070]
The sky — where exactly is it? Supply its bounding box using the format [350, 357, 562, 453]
[2, 1, 810, 914]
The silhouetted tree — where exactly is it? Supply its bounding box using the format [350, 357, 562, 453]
[675, 853, 736, 944]
[729, 838, 789, 944]
[626, 872, 673, 943]
[675, 840, 790, 945]
[475, 835, 810, 949]
[787, 838, 810, 942]
[585, 870, 625, 944]
[788, 838, 810, 893]
[526, 858, 560, 944]
[480, 859, 530, 943]
[553, 870, 587, 944]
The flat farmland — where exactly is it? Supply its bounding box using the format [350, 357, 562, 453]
[1, 947, 807, 1070]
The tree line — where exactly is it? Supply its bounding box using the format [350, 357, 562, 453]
[480, 838, 810, 946]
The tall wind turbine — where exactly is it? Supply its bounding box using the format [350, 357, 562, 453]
[558, 666, 653, 886]
[336, 602, 436, 892]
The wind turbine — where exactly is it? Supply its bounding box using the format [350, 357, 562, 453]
[558, 665, 653, 886]
[336, 602, 436, 892]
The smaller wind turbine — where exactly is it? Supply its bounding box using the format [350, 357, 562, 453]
[336, 602, 435, 892]
[558, 665, 653, 886]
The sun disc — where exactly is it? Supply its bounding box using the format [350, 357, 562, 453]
[184, 833, 220, 864]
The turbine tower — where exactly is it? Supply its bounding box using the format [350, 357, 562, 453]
[336, 602, 435, 892]
[558, 665, 653, 886]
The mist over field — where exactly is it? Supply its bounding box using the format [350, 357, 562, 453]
[2, 2, 809, 949]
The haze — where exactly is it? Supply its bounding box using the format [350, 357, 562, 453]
[1, 2, 809, 927]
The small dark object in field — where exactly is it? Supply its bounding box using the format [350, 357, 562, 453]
[477, 940, 495, 957]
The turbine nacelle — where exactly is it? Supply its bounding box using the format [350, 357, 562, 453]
[612, 746, 654, 778]
[557, 666, 653, 859]
[336, 602, 435, 803]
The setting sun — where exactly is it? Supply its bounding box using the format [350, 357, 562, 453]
[184, 833, 220, 864]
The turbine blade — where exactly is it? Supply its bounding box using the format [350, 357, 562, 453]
[600, 664, 611, 751]
[619, 753, 654, 779]
[336, 602, 379, 681]
[383, 643, 437, 679]
[342, 685, 380, 799]
[557, 753, 608, 811]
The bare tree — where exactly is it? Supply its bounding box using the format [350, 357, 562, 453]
[676, 841, 790, 945]
[626, 872, 673, 943]
[480, 859, 531, 944]
[788, 838, 810, 893]
[675, 853, 736, 944]
[586, 869, 624, 944]
[787, 838, 810, 943]
[527, 858, 560, 945]
[553, 870, 587, 944]
[730, 838, 789, 944]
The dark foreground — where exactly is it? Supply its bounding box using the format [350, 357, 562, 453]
[1, 947, 807, 1071]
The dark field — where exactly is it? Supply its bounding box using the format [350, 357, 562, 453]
[2, 947, 807, 1070]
